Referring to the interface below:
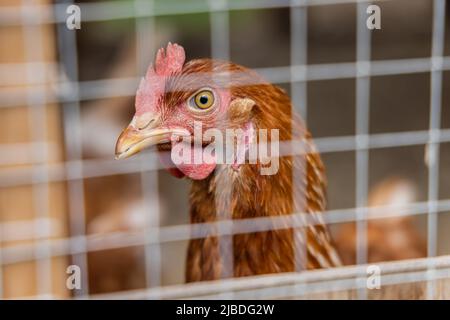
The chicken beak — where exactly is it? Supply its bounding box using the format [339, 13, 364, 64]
[115, 117, 174, 160]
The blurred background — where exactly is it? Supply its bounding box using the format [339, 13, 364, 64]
[0, 0, 450, 299]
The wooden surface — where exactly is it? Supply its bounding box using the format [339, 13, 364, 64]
[0, 0, 69, 298]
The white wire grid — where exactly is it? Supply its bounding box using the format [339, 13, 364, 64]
[0, 0, 449, 299]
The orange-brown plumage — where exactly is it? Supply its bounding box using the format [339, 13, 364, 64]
[334, 177, 426, 265]
[116, 43, 341, 283]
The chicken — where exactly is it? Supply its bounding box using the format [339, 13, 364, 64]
[86, 197, 148, 293]
[115, 43, 341, 282]
[334, 177, 426, 265]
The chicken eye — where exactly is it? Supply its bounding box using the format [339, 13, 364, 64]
[192, 90, 215, 110]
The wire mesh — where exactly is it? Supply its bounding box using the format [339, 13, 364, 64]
[0, 0, 449, 299]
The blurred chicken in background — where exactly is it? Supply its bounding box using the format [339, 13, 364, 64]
[86, 196, 148, 293]
[334, 177, 427, 265]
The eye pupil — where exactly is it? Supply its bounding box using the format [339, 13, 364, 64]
[199, 96, 209, 104]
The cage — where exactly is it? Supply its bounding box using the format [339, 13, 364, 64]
[0, 0, 450, 300]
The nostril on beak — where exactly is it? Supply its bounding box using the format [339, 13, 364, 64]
[136, 114, 160, 130]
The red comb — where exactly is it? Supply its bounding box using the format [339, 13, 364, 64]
[155, 42, 186, 76]
[135, 42, 186, 115]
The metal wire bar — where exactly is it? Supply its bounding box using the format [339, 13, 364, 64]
[209, 1, 235, 295]
[1, 128, 450, 189]
[80, 255, 450, 300]
[3, 55, 450, 109]
[290, 0, 309, 273]
[55, 0, 90, 296]
[0, 142, 55, 166]
[0, 62, 58, 86]
[290, 0, 308, 120]
[0, 0, 388, 26]
[0, 51, 446, 91]
[133, 0, 163, 293]
[3, 49, 448, 82]
[426, 0, 446, 299]
[2, 198, 450, 266]
[0, 218, 64, 243]
[355, 0, 372, 299]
